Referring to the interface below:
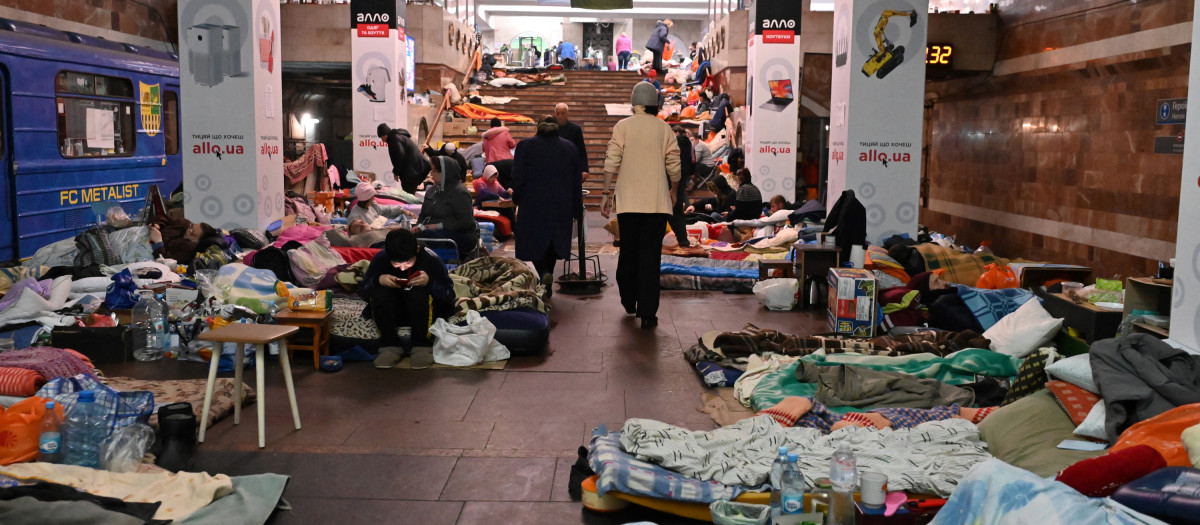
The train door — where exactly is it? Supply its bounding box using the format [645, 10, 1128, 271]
[0, 67, 12, 261]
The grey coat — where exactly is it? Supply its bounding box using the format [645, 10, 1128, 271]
[1091, 334, 1200, 443]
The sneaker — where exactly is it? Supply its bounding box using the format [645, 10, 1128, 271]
[374, 347, 403, 369]
[410, 346, 434, 369]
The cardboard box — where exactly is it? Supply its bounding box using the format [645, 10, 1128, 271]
[443, 116, 470, 136]
[827, 268, 877, 337]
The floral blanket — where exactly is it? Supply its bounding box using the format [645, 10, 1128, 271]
[449, 256, 547, 323]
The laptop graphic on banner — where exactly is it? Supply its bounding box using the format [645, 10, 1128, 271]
[759, 79, 795, 112]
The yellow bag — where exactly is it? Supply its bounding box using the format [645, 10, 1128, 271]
[0, 396, 62, 465]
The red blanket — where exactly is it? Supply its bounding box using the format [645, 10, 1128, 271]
[332, 247, 380, 264]
[474, 213, 512, 237]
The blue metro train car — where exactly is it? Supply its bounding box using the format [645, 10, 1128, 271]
[0, 18, 182, 260]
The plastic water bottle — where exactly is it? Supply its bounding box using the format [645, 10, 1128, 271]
[38, 401, 62, 463]
[63, 391, 107, 468]
[132, 291, 164, 361]
[974, 240, 994, 256]
[829, 442, 858, 525]
[156, 293, 174, 357]
[769, 446, 789, 518]
[781, 452, 807, 515]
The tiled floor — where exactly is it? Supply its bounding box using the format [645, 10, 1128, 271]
[106, 225, 829, 524]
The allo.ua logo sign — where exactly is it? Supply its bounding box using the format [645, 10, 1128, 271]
[357, 13, 390, 37]
[762, 19, 796, 44]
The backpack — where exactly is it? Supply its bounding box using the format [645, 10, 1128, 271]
[250, 246, 294, 284]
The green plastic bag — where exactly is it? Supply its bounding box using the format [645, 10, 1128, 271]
[1088, 278, 1124, 305]
[709, 500, 770, 525]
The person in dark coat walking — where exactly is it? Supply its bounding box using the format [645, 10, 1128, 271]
[645, 19, 673, 77]
[512, 116, 585, 292]
[554, 103, 589, 181]
[666, 125, 694, 247]
[377, 123, 429, 193]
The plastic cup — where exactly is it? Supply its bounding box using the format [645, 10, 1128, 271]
[860, 471, 888, 507]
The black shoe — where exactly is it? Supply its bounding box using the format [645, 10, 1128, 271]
[156, 413, 198, 472]
[640, 317, 658, 329]
[623, 303, 636, 315]
[151, 402, 193, 457]
[567, 446, 595, 501]
[541, 272, 554, 300]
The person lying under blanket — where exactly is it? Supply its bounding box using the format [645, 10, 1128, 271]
[348, 182, 417, 227]
[359, 229, 455, 370]
[756, 396, 997, 432]
[322, 219, 402, 249]
[148, 218, 223, 266]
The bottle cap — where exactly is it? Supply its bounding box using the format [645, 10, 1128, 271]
[78, 391, 95, 402]
[814, 477, 831, 488]
[787, 453, 798, 462]
[778, 446, 788, 455]
[45, 401, 55, 409]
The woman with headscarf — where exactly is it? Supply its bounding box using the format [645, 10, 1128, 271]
[414, 154, 479, 257]
[512, 116, 584, 294]
[600, 82, 682, 329]
[472, 164, 511, 206]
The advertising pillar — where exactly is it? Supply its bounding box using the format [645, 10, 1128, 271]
[744, 1, 803, 202]
[1169, 7, 1200, 351]
[351, 0, 409, 186]
[827, 0, 928, 243]
[178, 0, 284, 230]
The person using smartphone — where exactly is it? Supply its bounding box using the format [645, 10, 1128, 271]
[359, 229, 455, 369]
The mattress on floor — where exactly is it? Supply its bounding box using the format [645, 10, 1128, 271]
[329, 296, 547, 355]
[659, 254, 757, 290]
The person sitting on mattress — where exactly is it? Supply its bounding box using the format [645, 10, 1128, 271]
[322, 219, 398, 249]
[756, 396, 998, 432]
[723, 168, 764, 222]
[348, 181, 416, 228]
[683, 176, 735, 223]
[414, 153, 480, 257]
[360, 229, 455, 370]
[472, 164, 511, 206]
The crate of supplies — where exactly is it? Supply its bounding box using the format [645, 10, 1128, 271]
[827, 268, 877, 337]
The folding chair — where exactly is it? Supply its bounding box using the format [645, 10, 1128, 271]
[421, 238, 461, 268]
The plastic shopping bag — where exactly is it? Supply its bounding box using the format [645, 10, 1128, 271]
[429, 311, 511, 367]
[752, 278, 799, 311]
[0, 396, 62, 465]
[976, 263, 1019, 289]
[709, 500, 770, 525]
[105, 269, 140, 309]
[1113, 403, 1200, 467]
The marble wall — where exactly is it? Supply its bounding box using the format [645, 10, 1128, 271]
[922, 0, 1192, 279]
[2, 0, 179, 43]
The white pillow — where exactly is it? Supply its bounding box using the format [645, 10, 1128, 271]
[1074, 399, 1107, 440]
[1045, 353, 1098, 393]
[983, 298, 1063, 357]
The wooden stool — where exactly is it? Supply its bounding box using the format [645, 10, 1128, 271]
[197, 323, 301, 448]
[273, 309, 333, 369]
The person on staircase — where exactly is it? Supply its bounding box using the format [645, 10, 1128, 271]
[512, 116, 584, 298]
[615, 31, 632, 70]
[481, 117, 516, 163]
[554, 103, 589, 182]
[600, 82, 682, 329]
[645, 19, 673, 77]
[558, 40, 577, 69]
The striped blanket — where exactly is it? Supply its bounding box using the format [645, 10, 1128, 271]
[913, 243, 1008, 286]
[449, 256, 547, 323]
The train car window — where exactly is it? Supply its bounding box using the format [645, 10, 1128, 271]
[164, 90, 179, 155]
[55, 71, 136, 158]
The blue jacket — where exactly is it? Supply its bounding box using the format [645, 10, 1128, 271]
[646, 21, 670, 51]
[558, 41, 577, 61]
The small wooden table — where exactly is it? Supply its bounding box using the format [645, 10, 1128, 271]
[197, 323, 301, 448]
[273, 309, 333, 370]
[792, 243, 843, 309]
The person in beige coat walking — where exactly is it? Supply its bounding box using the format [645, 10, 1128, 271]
[600, 82, 682, 328]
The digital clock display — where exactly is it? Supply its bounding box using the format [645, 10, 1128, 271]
[926, 44, 953, 67]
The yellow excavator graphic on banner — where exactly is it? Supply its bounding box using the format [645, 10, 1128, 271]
[862, 9, 918, 79]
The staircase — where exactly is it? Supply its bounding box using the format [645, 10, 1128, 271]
[442, 70, 645, 208]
